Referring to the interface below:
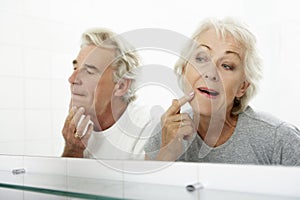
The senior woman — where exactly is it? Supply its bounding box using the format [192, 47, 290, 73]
[144, 17, 300, 166]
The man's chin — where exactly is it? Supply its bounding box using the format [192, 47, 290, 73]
[69, 101, 85, 110]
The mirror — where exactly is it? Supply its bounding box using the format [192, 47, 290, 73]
[1, 0, 299, 162]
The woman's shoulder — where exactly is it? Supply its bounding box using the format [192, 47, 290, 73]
[240, 106, 285, 127]
[239, 106, 300, 134]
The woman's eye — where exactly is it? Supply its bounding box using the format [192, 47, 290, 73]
[195, 56, 208, 63]
[222, 64, 234, 70]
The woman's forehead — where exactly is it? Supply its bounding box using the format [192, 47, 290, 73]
[195, 29, 245, 60]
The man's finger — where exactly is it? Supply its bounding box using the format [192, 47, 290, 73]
[72, 107, 85, 126]
[66, 106, 77, 121]
[165, 92, 195, 116]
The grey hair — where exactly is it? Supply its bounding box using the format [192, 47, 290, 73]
[80, 28, 140, 103]
[175, 17, 263, 114]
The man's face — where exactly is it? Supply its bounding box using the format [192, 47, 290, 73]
[68, 45, 116, 120]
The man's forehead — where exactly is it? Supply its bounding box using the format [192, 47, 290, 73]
[75, 45, 115, 68]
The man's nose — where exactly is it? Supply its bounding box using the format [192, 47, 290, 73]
[68, 69, 80, 84]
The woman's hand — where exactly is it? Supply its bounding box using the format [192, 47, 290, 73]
[157, 92, 195, 161]
[61, 107, 93, 157]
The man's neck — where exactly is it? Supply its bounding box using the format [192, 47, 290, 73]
[94, 101, 128, 131]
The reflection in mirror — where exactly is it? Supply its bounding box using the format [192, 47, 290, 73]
[1, 1, 300, 167]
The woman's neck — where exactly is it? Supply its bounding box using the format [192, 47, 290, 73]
[195, 110, 238, 147]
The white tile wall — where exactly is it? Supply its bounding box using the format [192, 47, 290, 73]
[0, 0, 23, 14]
[0, 141, 25, 155]
[24, 79, 51, 109]
[0, 110, 25, 141]
[22, 18, 54, 49]
[51, 52, 74, 80]
[0, 12, 24, 45]
[22, 0, 52, 20]
[0, 77, 24, 109]
[0, 45, 23, 77]
[23, 191, 67, 200]
[24, 141, 53, 156]
[47, 0, 93, 25]
[123, 161, 199, 186]
[23, 48, 51, 79]
[0, 155, 24, 185]
[24, 110, 52, 140]
[0, 155, 24, 171]
[23, 156, 67, 175]
[51, 80, 70, 109]
[0, 189, 23, 200]
[67, 158, 123, 181]
[23, 156, 68, 193]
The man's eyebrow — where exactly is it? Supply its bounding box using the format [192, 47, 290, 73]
[84, 63, 99, 71]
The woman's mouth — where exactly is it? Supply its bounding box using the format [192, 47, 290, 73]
[197, 87, 219, 99]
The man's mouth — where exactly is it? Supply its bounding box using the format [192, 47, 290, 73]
[197, 87, 219, 98]
[72, 92, 84, 96]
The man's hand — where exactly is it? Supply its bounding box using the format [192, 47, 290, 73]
[62, 107, 93, 157]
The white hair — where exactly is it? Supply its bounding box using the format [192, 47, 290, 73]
[175, 17, 263, 114]
[80, 28, 140, 103]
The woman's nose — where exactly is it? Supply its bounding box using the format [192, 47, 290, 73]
[203, 72, 219, 81]
[202, 63, 219, 82]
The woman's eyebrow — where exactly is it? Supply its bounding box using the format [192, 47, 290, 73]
[197, 44, 210, 51]
[225, 50, 242, 61]
[198, 44, 242, 61]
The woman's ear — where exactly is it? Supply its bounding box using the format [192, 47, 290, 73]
[236, 80, 250, 98]
[114, 79, 131, 97]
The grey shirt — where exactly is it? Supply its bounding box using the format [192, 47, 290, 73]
[144, 106, 300, 166]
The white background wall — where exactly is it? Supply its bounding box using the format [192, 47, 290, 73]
[0, 0, 299, 157]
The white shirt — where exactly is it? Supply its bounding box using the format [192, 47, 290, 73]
[83, 102, 158, 160]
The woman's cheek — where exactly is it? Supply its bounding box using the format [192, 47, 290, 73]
[182, 74, 197, 93]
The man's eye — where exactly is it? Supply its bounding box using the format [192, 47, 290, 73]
[87, 70, 93, 74]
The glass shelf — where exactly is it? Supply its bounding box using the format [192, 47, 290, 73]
[1, 156, 299, 199]
[0, 182, 121, 199]
[1, 171, 298, 200]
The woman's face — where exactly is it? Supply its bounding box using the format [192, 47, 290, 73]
[183, 28, 249, 117]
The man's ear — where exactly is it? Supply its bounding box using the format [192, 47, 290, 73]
[181, 64, 186, 75]
[236, 80, 250, 98]
[114, 79, 131, 97]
